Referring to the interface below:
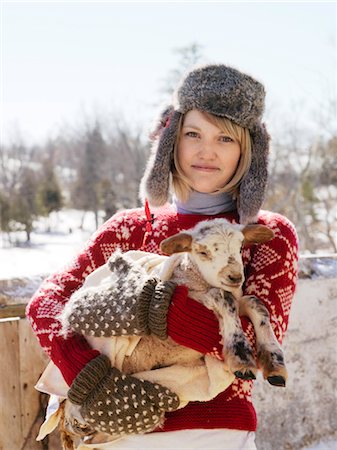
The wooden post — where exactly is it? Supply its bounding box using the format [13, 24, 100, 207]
[0, 318, 48, 450]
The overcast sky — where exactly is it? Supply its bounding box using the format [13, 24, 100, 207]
[2, 1, 336, 146]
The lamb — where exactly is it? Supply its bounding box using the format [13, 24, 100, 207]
[36, 218, 287, 449]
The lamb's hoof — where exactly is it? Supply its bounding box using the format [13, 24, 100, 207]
[234, 370, 256, 380]
[267, 375, 286, 387]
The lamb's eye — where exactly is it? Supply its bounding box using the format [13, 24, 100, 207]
[72, 419, 94, 435]
[198, 250, 209, 258]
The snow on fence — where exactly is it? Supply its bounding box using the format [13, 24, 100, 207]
[0, 256, 336, 450]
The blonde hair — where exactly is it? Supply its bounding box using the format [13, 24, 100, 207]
[171, 111, 252, 202]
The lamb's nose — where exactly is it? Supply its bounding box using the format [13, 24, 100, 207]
[228, 274, 243, 284]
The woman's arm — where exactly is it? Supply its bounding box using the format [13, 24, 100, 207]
[26, 211, 141, 385]
[167, 287, 224, 358]
[27, 210, 181, 438]
[166, 213, 299, 356]
[241, 213, 299, 346]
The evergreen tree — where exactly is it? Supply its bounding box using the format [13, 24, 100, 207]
[11, 168, 39, 241]
[100, 178, 117, 221]
[321, 136, 337, 185]
[0, 191, 11, 233]
[72, 124, 108, 228]
[37, 158, 63, 216]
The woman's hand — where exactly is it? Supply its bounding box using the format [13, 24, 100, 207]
[60, 251, 177, 340]
[67, 355, 180, 437]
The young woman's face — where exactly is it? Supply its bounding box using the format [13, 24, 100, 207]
[177, 110, 241, 194]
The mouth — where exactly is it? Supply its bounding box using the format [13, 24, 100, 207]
[221, 281, 242, 289]
[191, 165, 220, 172]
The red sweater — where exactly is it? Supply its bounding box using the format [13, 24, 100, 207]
[26, 206, 298, 433]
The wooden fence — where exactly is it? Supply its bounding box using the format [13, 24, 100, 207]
[0, 316, 48, 449]
[0, 281, 60, 450]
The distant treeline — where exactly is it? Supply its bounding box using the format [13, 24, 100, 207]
[1, 115, 336, 252]
[0, 119, 148, 242]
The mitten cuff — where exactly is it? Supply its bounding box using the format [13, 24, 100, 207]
[68, 354, 111, 405]
[137, 278, 157, 334]
[149, 281, 177, 339]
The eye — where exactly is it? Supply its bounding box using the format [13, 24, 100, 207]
[197, 250, 210, 259]
[185, 131, 199, 138]
[219, 135, 234, 143]
[68, 418, 94, 436]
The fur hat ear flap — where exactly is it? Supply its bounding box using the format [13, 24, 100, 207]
[139, 110, 182, 207]
[238, 122, 270, 224]
[149, 104, 175, 141]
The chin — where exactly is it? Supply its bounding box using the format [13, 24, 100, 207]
[193, 186, 219, 194]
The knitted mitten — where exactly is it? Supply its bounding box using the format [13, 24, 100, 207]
[67, 355, 180, 437]
[60, 251, 176, 340]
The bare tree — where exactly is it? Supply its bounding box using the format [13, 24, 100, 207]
[266, 106, 337, 254]
[158, 42, 204, 100]
[105, 119, 148, 209]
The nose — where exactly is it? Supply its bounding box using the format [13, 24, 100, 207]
[199, 141, 216, 159]
[228, 273, 243, 285]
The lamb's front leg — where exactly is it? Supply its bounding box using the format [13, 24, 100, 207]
[239, 295, 287, 387]
[204, 289, 257, 380]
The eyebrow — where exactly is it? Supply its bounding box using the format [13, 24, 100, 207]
[182, 124, 201, 130]
[182, 124, 228, 135]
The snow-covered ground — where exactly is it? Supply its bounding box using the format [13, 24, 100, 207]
[304, 440, 337, 450]
[0, 210, 100, 279]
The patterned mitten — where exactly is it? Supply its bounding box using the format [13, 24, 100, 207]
[67, 355, 180, 437]
[60, 251, 176, 340]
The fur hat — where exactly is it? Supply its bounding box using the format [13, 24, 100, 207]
[139, 64, 270, 224]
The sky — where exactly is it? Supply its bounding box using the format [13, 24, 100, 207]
[1, 1, 336, 146]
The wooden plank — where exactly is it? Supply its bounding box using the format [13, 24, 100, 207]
[0, 320, 24, 450]
[0, 304, 26, 319]
[19, 319, 49, 445]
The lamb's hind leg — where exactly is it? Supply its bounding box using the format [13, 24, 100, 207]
[239, 295, 287, 387]
[205, 289, 257, 380]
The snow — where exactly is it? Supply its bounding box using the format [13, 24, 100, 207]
[299, 254, 337, 278]
[303, 440, 337, 450]
[0, 210, 100, 279]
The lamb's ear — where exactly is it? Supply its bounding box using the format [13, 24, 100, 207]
[160, 233, 193, 255]
[242, 224, 274, 244]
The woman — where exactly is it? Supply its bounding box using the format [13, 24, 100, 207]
[27, 64, 299, 449]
